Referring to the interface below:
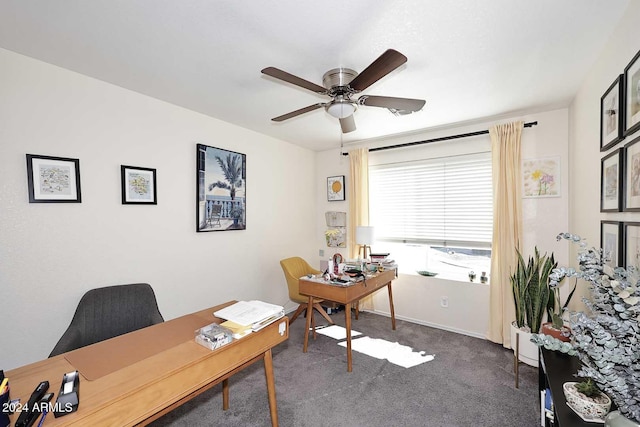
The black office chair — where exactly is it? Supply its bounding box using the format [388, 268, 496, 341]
[49, 283, 164, 357]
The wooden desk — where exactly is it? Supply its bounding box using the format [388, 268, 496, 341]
[6, 302, 289, 426]
[299, 269, 396, 372]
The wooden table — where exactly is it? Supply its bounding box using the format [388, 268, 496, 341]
[6, 302, 289, 426]
[299, 269, 396, 372]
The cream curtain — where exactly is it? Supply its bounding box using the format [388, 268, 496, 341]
[487, 121, 524, 348]
[348, 148, 370, 259]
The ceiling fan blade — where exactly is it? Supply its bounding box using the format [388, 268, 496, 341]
[358, 95, 425, 112]
[261, 67, 327, 94]
[339, 115, 356, 133]
[349, 49, 408, 91]
[271, 103, 324, 122]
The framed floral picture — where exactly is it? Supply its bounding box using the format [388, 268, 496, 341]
[624, 49, 640, 136]
[327, 175, 345, 201]
[600, 148, 623, 212]
[623, 136, 640, 211]
[196, 144, 246, 232]
[121, 165, 157, 205]
[624, 222, 640, 269]
[522, 157, 560, 198]
[26, 154, 81, 203]
[600, 75, 624, 151]
[601, 220, 623, 268]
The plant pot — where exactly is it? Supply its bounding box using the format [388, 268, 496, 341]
[510, 322, 538, 367]
[541, 322, 571, 342]
[605, 410, 640, 427]
[563, 382, 611, 422]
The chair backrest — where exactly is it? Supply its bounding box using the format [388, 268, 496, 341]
[280, 257, 321, 303]
[49, 283, 164, 357]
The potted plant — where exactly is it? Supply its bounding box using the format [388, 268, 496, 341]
[551, 233, 640, 426]
[541, 273, 577, 342]
[229, 205, 244, 226]
[563, 378, 612, 422]
[510, 247, 556, 366]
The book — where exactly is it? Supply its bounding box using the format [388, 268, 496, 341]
[220, 320, 253, 339]
[214, 300, 285, 329]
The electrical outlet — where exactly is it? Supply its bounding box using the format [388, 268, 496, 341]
[319, 249, 325, 257]
[440, 296, 449, 308]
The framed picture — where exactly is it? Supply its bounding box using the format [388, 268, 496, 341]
[26, 154, 81, 203]
[624, 49, 640, 136]
[600, 148, 623, 212]
[121, 165, 157, 205]
[623, 136, 640, 211]
[600, 75, 624, 151]
[196, 144, 246, 232]
[601, 220, 623, 268]
[624, 222, 640, 269]
[522, 157, 560, 198]
[327, 175, 345, 201]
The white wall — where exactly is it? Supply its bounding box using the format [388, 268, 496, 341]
[569, 1, 640, 309]
[316, 108, 569, 338]
[0, 48, 318, 370]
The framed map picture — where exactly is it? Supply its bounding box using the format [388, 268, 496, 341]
[121, 165, 157, 205]
[327, 175, 345, 201]
[26, 154, 81, 203]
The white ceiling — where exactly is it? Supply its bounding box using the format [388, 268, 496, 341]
[0, 1, 630, 151]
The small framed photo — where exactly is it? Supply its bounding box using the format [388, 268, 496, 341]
[624, 222, 640, 269]
[601, 220, 623, 268]
[121, 165, 157, 204]
[601, 148, 623, 212]
[623, 136, 640, 211]
[624, 49, 640, 136]
[600, 75, 624, 151]
[26, 154, 81, 203]
[327, 175, 345, 201]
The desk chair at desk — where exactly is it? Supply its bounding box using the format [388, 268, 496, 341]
[280, 257, 334, 334]
[49, 283, 164, 357]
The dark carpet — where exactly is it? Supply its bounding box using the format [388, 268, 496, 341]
[150, 310, 539, 427]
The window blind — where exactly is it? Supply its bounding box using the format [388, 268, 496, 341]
[369, 152, 493, 248]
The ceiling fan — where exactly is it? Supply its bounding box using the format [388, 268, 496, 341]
[261, 49, 426, 133]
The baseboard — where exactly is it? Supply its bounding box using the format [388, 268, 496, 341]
[363, 308, 487, 340]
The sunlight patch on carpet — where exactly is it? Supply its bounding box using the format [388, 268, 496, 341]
[338, 336, 435, 368]
[314, 325, 362, 340]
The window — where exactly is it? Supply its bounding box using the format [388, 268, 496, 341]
[369, 151, 493, 282]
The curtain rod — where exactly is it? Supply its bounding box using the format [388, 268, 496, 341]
[341, 121, 538, 155]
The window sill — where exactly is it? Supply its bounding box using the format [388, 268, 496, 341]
[404, 271, 490, 285]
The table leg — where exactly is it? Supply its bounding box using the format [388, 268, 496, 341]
[345, 302, 353, 372]
[222, 379, 229, 410]
[387, 283, 396, 330]
[514, 332, 520, 389]
[263, 349, 279, 427]
[303, 296, 313, 353]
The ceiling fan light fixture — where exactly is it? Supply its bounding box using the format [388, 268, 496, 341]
[326, 101, 355, 119]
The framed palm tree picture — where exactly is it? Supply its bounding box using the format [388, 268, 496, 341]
[196, 144, 246, 232]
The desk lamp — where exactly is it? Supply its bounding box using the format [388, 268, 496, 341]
[355, 226, 375, 261]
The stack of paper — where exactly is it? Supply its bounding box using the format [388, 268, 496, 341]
[214, 300, 285, 332]
[220, 320, 252, 339]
